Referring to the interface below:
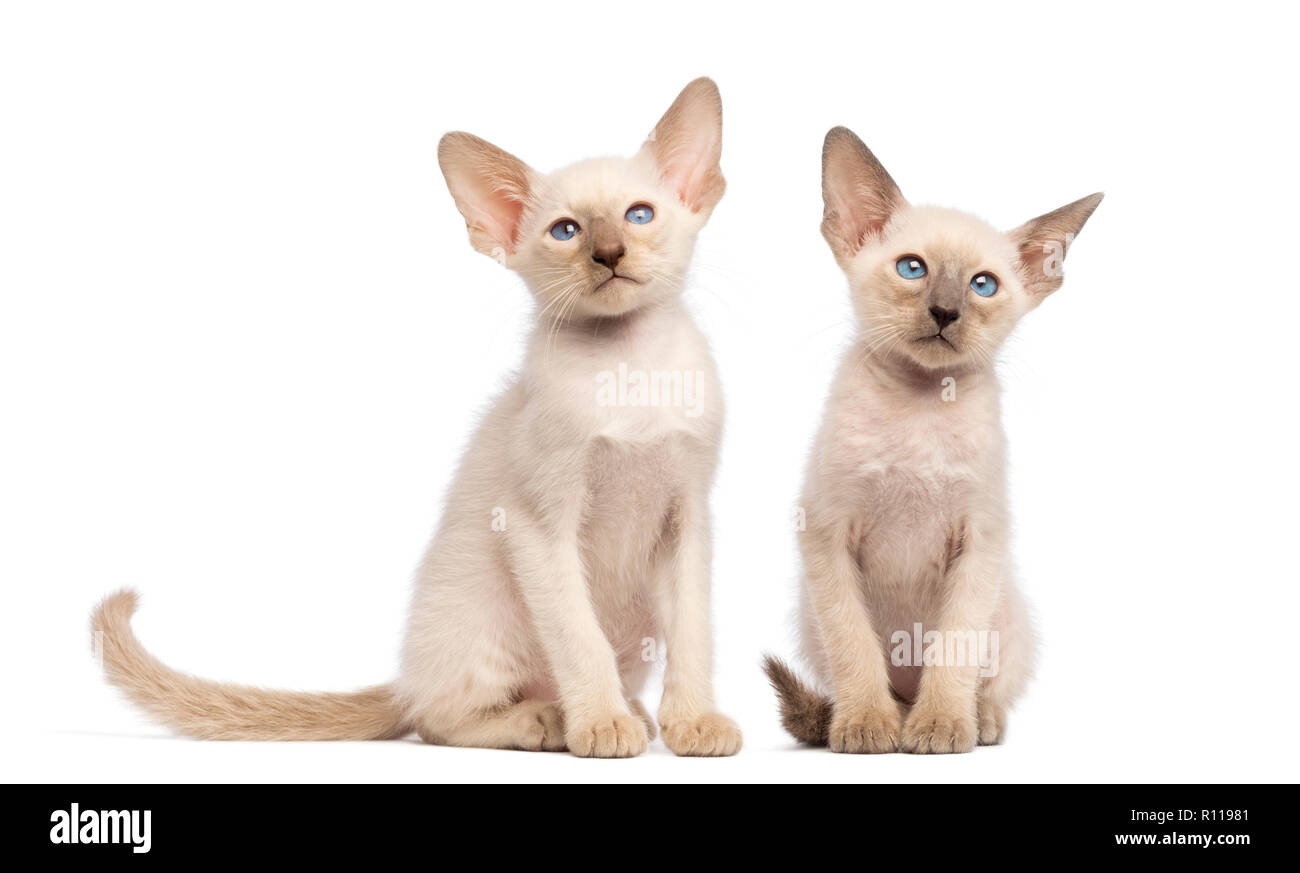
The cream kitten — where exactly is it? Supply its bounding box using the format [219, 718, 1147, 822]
[764, 127, 1100, 753]
[92, 78, 741, 758]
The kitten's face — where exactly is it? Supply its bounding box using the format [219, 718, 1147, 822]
[821, 126, 1101, 373]
[510, 154, 707, 320]
[846, 207, 1032, 369]
[438, 78, 724, 323]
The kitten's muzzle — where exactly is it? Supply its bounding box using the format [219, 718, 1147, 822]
[594, 271, 639, 293]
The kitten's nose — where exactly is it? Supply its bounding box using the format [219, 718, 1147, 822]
[592, 244, 626, 270]
[929, 306, 960, 331]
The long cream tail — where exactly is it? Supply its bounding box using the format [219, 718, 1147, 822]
[91, 589, 408, 741]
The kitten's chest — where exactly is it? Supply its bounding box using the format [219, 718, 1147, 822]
[846, 401, 993, 487]
[835, 395, 1001, 583]
[854, 466, 964, 591]
[580, 433, 707, 582]
[547, 320, 723, 446]
[587, 353, 721, 443]
[584, 435, 697, 510]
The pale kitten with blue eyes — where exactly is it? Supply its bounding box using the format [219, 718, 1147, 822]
[765, 126, 1101, 753]
[92, 78, 740, 757]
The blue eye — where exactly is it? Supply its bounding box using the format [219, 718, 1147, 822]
[625, 204, 654, 225]
[896, 256, 927, 279]
[970, 273, 998, 297]
[550, 219, 579, 241]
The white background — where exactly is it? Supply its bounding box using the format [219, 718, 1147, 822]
[3, 1, 1298, 784]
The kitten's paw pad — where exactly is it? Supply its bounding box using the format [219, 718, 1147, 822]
[900, 708, 976, 754]
[515, 702, 566, 752]
[976, 703, 1006, 746]
[829, 704, 902, 753]
[660, 712, 743, 757]
[566, 712, 648, 758]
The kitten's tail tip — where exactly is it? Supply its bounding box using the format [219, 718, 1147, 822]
[761, 654, 832, 746]
[91, 587, 140, 658]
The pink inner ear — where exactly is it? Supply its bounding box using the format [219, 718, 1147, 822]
[820, 129, 904, 259]
[645, 79, 724, 213]
[1010, 193, 1103, 294]
[480, 186, 526, 251]
[843, 184, 896, 247]
[439, 132, 534, 255]
[659, 140, 721, 212]
[1014, 232, 1069, 295]
[822, 171, 899, 257]
[456, 169, 529, 252]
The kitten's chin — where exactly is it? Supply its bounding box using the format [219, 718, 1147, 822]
[585, 276, 646, 316]
[903, 335, 974, 370]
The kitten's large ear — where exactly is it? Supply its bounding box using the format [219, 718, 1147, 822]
[821, 127, 906, 264]
[1010, 193, 1104, 296]
[438, 132, 537, 258]
[642, 77, 725, 215]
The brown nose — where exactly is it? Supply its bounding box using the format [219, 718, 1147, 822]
[592, 244, 625, 270]
[929, 306, 960, 331]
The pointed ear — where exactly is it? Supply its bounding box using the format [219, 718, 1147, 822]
[438, 132, 537, 258]
[642, 77, 725, 215]
[821, 127, 906, 264]
[1010, 193, 1104, 296]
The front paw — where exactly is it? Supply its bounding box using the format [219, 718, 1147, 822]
[566, 711, 648, 758]
[829, 702, 902, 753]
[660, 712, 743, 756]
[900, 704, 976, 754]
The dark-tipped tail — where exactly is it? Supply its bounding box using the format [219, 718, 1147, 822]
[762, 654, 832, 745]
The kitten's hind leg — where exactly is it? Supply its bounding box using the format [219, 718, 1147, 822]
[417, 700, 566, 752]
[402, 544, 567, 752]
[976, 583, 1036, 746]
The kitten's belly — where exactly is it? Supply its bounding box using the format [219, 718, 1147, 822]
[857, 482, 957, 700]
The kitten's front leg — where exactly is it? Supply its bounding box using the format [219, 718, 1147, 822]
[510, 504, 647, 759]
[900, 522, 1004, 755]
[803, 519, 902, 753]
[656, 489, 742, 757]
